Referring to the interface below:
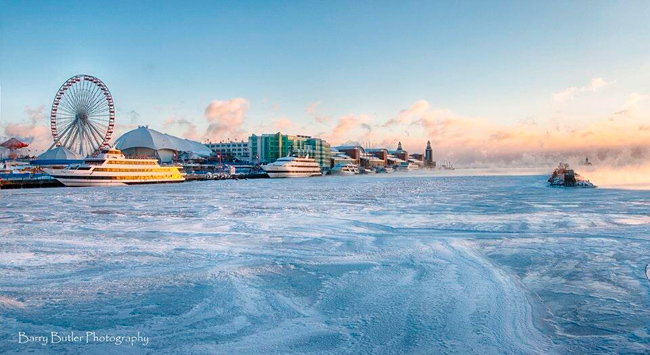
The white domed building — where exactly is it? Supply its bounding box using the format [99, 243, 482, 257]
[114, 126, 212, 163]
[32, 146, 83, 166]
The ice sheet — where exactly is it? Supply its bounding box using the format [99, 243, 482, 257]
[1, 175, 649, 353]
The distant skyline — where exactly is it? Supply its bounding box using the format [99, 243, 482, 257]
[1, 1, 649, 165]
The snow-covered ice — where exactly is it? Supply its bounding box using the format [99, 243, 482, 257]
[1, 174, 649, 354]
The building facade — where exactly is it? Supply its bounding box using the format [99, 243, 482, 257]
[330, 148, 356, 166]
[388, 141, 409, 162]
[206, 140, 251, 161]
[250, 132, 331, 169]
[250, 133, 282, 164]
[365, 149, 388, 167]
[424, 140, 435, 168]
[302, 136, 331, 169]
[334, 146, 363, 165]
[115, 126, 212, 163]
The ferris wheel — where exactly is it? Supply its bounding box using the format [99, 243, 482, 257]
[50, 74, 115, 157]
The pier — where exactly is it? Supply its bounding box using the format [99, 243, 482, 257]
[0, 174, 63, 189]
[0, 172, 269, 189]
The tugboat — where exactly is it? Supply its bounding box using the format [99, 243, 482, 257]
[548, 163, 595, 188]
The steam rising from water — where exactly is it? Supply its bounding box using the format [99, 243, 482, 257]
[584, 164, 650, 190]
[431, 146, 650, 190]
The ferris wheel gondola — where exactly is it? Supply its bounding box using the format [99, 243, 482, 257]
[50, 74, 115, 157]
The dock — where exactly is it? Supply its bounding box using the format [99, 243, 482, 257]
[184, 172, 269, 181]
[0, 171, 269, 190]
[0, 174, 64, 189]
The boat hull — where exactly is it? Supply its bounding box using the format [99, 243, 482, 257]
[262, 156, 322, 178]
[45, 168, 185, 187]
[43, 149, 185, 187]
[53, 178, 185, 187]
[331, 171, 357, 176]
[265, 172, 321, 178]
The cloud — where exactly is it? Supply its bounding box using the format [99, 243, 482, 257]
[552, 88, 578, 104]
[332, 115, 358, 137]
[383, 99, 431, 126]
[1, 105, 52, 154]
[273, 117, 293, 131]
[306, 101, 321, 115]
[323, 114, 372, 144]
[163, 117, 198, 140]
[519, 116, 537, 126]
[489, 131, 513, 142]
[552, 77, 611, 104]
[623, 93, 649, 110]
[116, 109, 141, 124]
[306, 100, 329, 123]
[360, 123, 373, 132]
[588, 77, 608, 90]
[612, 92, 650, 118]
[204, 98, 249, 140]
[378, 99, 650, 167]
[412, 108, 454, 133]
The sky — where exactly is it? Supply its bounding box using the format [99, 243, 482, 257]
[0, 0, 649, 166]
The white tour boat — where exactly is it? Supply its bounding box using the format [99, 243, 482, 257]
[359, 166, 377, 174]
[407, 163, 420, 171]
[262, 156, 322, 178]
[397, 162, 420, 171]
[331, 163, 359, 175]
[44, 148, 185, 187]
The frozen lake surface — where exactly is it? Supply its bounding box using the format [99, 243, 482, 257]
[1, 174, 649, 354]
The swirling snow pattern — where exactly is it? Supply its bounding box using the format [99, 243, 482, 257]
[1, 175, 649, 354]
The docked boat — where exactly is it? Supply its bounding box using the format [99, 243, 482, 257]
[262, 156, 322, 178]
[359, 166, 377, 174]
[376, 166, 394, 174]
[397, 162, 420, 171]
[331, 163, 359, 175]
[44, 148, 184, 187]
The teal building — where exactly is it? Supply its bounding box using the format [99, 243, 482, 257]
[249, 133, 331, 170]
